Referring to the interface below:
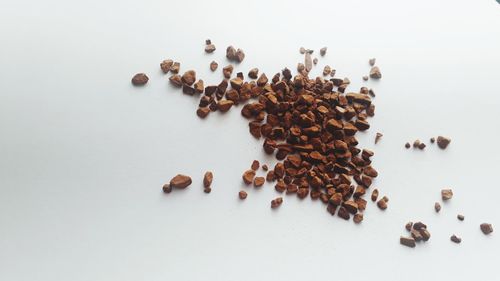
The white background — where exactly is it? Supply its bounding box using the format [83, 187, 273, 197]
[1, 0, 500, 280]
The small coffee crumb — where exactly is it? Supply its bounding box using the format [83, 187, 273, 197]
[353, 213, 363, 223]
[441, 189, 453, 200]
[205, 44, 216, 53]
[377, 197, 388, 210]
[210, 61, 218, 71]
[450, 234, 462, 244]
[418, 142, 426, 150]
[457, 214, 464, 221]
[435, 202, 441, 212]
[196, 107, 210, 119]
[181, 70, 196, 86]
[170, 62, 180, 74]
[369, 66, 382, 79]
[251, 160, 260, 171]
[437, 136, 451, 149]
[226, 46, 236, 60]
[262, 164, 268, 171]
[160, 59, 173, 74]
[253, 176, 265, 187]
[223, 65, 234, 79]
[413, 222, 427, 230]
[369, 58, 376, 66]
[313, 57, 318, 65]
[320, 47, 327, 56]
[131, 73, 149, 86]
[375, 132, 383, 144]
[405, 222, 413, 231]
[430, 137, 435, 143]
[242, 170, 256, 185]
[400, 236, 416, 248]
[193, 80, 204, 94]
[248, 68, 259, 79]
[405, 142, 411, 149]
[162, 183, 172, 193]
[480, 223, 493, 235]
[271, 197, 283, 209]
[169, 174, 192, 189]
[371, 189, 379, 202]
[362, 75, 369, 81]
[239, 190, 247, 200]
[413, 139, 421, 148]
[235, 49, 245, 62]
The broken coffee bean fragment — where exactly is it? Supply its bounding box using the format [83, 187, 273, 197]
[369, 58, 376, 66]
[371, 189, 379, 202]
[253, 177, 265, 187]
[405, 142, 411, 149]
[362, 75, 368, 81]
[450, 235, 462, 244]
[181, 70, 196, 86]
[434, 202, 441, 213]
[437, 136, 451, 149]
[242, 170, 256, 185]
[251, 160, 260, 171]
[162, 183, 172, 193]
[441, 189, 453, 200]
[369, 66, 382, 79]
[169, 74, 183, 87]
[131, 73, 149, 86]
[271, 197, 283, 209]
[239, 190, 247, 200]
[353, 213, 363, 223]
[377, 196, 388, 210]
[223, 65, 234, 79]
[169, 174, 192, 189]
[375, 132, 383, 144]
[210, 61, 218, 71]
[457, 214, 464, 221]
[160, 59, 174, 74]
[320, 47, 327, 56]
[170, 62, 180, 74]
[205, 43, 216, 53]
[203, 171, 213, 188]
[248, 68, 259, 79]
[400, 236, 416, 248]
[480, 223, 493, 235]
[405, 222, 413, 231]
[196, 107, 210, 119]
[430, 137, 435, 143]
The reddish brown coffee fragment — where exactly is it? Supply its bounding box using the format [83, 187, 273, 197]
[251, 160, 260, 171]
[223, 65, 234, 79]
[203, 171, 213, 188]
[210, 61, 218, 71]
[169, 174, 192, 189]
[480, 223, 493, 235]
[170, 62, 180, 74]
[441, 189, 453, 200]
[271, 197, 283, 208]
[196, 107, 210, 119]
[131, 73, 149, 86]
[353, 213, 363, 223]
[369, 58, 376, 66]
[320, 47, 327, 56]
[242, 170, 256, 185]
[435, 202, 441, 213]
[248, 68, 259, 79]
[169, 74, 182, 87]
[262, 164, 268, 171]
[400, 236, 416, 248]
[160, 59, 173, 73]
[377, 196, 388, 210]
[239, 190, 247, 200]
[162, 183, 172, 194]
[375, 132, 383, 144]
[369, 66, 382, 79]
[205, 43, 216, 53]
[405, 222, 413, 231]
[371, 189, 379, 202]
[457, 214, 464, 221]
[437, 136, 451, 149]
[405, 142, 411, 149]
[450, 235, 461, 244]
[254, 177, 265, 187]
[430, 137, 435, 143]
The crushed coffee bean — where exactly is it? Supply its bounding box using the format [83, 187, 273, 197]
[450, 235, 461, 244]
[251, 160, 260, 171]
[131, 73, 149, 86]
[413, 221, 427, 230]
[441, 189, 453, 200]
[353, 213, 363, 223]
[223, 65, 234, 79]
[435, 202, 441, 213]
[375, 132, 383, 144]
[400, 236, 416, 248]
[193, 80, 204, 94]
[411, 229, 423, 241]
[196, 107, 210, 118]
[169, 174, 192, 189]
[204, 187, 212, 193]
[235, 48, 245, 62]
[480, 223, 493, 234]
[210, 61, 218, 71]
[418, 142, 426, 150]
[377, 197, 388, 210]
[369, 58, 376, 66]
[160, 59, 174, 74]
[205, 43, 216, 53]
[242, 170, 256, 185]
[271, 197, 283, 208]
[162, 183, 172, 193]
[226, 46, 236, 60]
[405, 142, 411, 149]
[362, 75, 368, 81]
[169, 74, 182, 87]
[239, 190, 247, 200]
[369, 66, 382, 79]
[337, 206, 350, 220]
[405, 222, 413, 231]
[248, 68, 259, 79]
[203, 171, 213, 188]
[170, 62, 180, 74]
[323, 65, 332, 76]
[254, 176, 265, 187]
[262, 164, 268, 171]
[371, 189, 379, 202]
[437, 136, 451, 149]
[413, 139, 421, 148]
[457, 214, 464, 221]
[181, 70, 196, 86]
[320, 47, 327, 56]
[430, 137, 435, 143]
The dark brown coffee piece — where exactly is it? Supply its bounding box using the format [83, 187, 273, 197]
[131, 73, 149, 86]
[169, 174, 192, 188]
[254, 177, 265, 187]
[223, 65, 234, 79]
[413, 222, 427, 231]
[353, 213, 363, 223]
[162, 183, 172, 193]
[320, 47, 327, 56]
[205, 44, 216, 53]
[430, 137, 435, 143]
[262, 164, 268, 171]
[377, 197, 387, 210]
[251, 160, 260, 171]
[480, 223, 493, 234]
[418, 142, 426, 150]
[405, 222, 413, 231]
[170, 62, 180, 74]
[375, 132, 383, 144]
[419, 229, 431, 241]
[242, 170, 256, 185]
[160, 59, 173, 73]
[239, 190, 247, 200]
[400, 236, 416, 248]
[371, 189, 379, 202]
[235, 49, 245, 62]
[271, 197, 283, 208]
[450, 235, 461, 244]
[181, 70, 196, 86]
[337, 206, 350, 220]
[203, 171, 213, 188]
[457, 214, 464, 221]
[196, 107, 210, 119]
[413, 139, 421, 148]
[210, 61, 218, 71]
[226, 46, 236, 60]
[369, 66, 381, 79]
[193, 80, 204, 94]
[169, 74, 182, 87]
[411, 229, 423, 241]
[248, 68, 259, 79]
[435, 202, 441, 213]
[405, 142, 411, 149]
[437, 136, 451, 149]
[441, 189, 453, 200]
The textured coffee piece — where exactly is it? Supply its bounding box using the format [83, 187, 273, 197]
[419, 229, 431, 241]
[413, 139, 421, 148]
[242, 170, 256, 185]
[320, 47, 327, 56]
[405, 222, 413, 231]
[480, 223, 493, 234]
[160, 59, 174, 73]
[413, 222, 427, 231]
[305, 53, 313, 72]
[226, 46, 236, 60]
[430, 137, 435, 143]
[131, 73, 149, 86]
[435, 202, 441, 212]
[369, 58, 376, 66]
[441, 189, 453, 200]
[239, 190, 247, 200]
[193, 80, 204, 94]
[418, 142, 426, 150]
[162, 183, 172, 193]
[235, 49, 245, 62]
[400, 237, 416, 248]
[223, 65, 234, 79]
[169, 74, 182, 87]
[457, 214, 464, 221]
[411, 229, 423, 241]
[253, 177, 265, 187]
[210, 61, 218, 71]
[362, 76, 368, 81]
[369, 66, 381, 79]
[181, 70, 196, 86]
[217, 100, 234, 112]
[405, 142, 411, 149]
[371, 189, 379, 202]
[251, 160, 260, 171]
[437, 136, 451, 149]
[205, 44, 216, 53]
[375, 132, 383, 144]
[323, 65, 331, 76]
[170, 62, 180, 73]
[271, 197, 283, 208]
[169, 174, 192, 188]
[196, 107, 210, 118]
[450, 235, 461, 244]
[353, 213, 363, 223]
[337, 206, 350, 220]
[377, 198, 387, 210]
[262, 164, 268, 171]
[248, 68, 259, 79]
[203, 171, 213, 188]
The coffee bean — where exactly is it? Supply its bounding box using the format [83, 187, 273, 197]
[262, 164, 268, 171]
[371, 189, 379, 202]
[248, 68, 259, 79]
[223, 65, 234, 79]
[405, 222, 413, 231]
[377, 197, 388, 210]
[217, 100, 234, 112]
[203, 171, 213, 188]
[193, 80, 204, 94]
[418, 142, 426, 150]
[181, 70, 196, 86]
[413, 139, 421, 148]
[337, 206, 350, 220]
[419, 229, 431, 241]
[450, 234, 461, 244]
[413, 222, 427, 231]
[205, 44, 216, 53]
[162, 183, 172, 193]
[411, 229, 423, 241]
[169, 174, 192, 189]
[250, 160, 260, 171]
[242, 170, 256, 185]
[239, 190, 247, 200]
[457, 214, 464, 221]
[430, 137, 435, 143]
[210, 61, 218, 71]
[405, 142, 411, 149]
[204, 187, 212, 193]
[271, 197, 283, 208]
[254, 177, 265, 187]
[226, 46, 236, 60]
[235, 49, 245, 62]
[353, 213, 363, 223]
[435, 202, 441, 212]
[169, 74, 182, 87]
[400, 236, 416, 248]
[323, 65, 331, 76]
[437, 136, 451, 149]
[170, 62, 180, 74]
[196, 107, 210, 119]
[480, 223, 493, 234]
[131, 73, 149, 86]
[441, 189, 453, 200]
[160, 59, 173, 74]
[369, 66, 381, 79]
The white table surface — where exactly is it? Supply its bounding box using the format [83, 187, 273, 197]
[1, 0, 500, 280]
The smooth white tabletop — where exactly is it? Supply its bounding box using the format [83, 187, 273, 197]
[1, 0, 499, 280]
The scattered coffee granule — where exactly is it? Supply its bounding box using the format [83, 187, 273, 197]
[271, 197, 283, 209]
[223, 65, 234, 79]
[266, 170, 276, 182]
[305, 53, 313, 72]
[437, 136, 451, 149]
[369, 66, 382, 79]
[226, 46, 236, 60]
[413, 221, 427, 230]
[411, 229, 423, 241]
[368, 88, 375, 97]
[205, 41, 216, 53]
[239, 190, 247, 200]
[313, 57, 318, 65]
[203, 171, 213, 188]
[242, 170, 256, 185]
[320, 47, 327, 56]
[299, 47, 306, 54]
[435, 202, 441, 213]
[235, 49, 245, 62]
[196, 107, 210, 118]
[323, 65, 331, 76]
[362, 75, 368, 81]
[254, 177, 265, 187]
[480, 223, 493, 235]
[353, 213, 363, 223]
[371, 189, 379, 202]
[162, 183, 172, 193]
[131, 73, 149, 86]
[160, 59, 174, 74]
[369, 58, 376, 66]
[248, 68, 259, 79]
[170, 62, 180, 74]
[251, 160, 260, 171]
[457, 214, 464, 221]
[275, 180, 286, 193]
[169, 174, 192, 189]
[430, 137, 435, 143]
[217, 100, 234, 112]
[210, 61, 218, 71]
[181, 70, 196, 86]
[413, 139, 421, 148]
[405, 142, 411, 149]
[405, 222, 413, 231]
[450, 235, 462, 244]
[377, 196, 388, 210]
[441, 189, 453, 200]
[375, 132, 383, 144]
[194, 80, 204, 94]
[418, 142, 426, 150]
[262, 164, 268, 171]
[400, 236, 416, 248]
